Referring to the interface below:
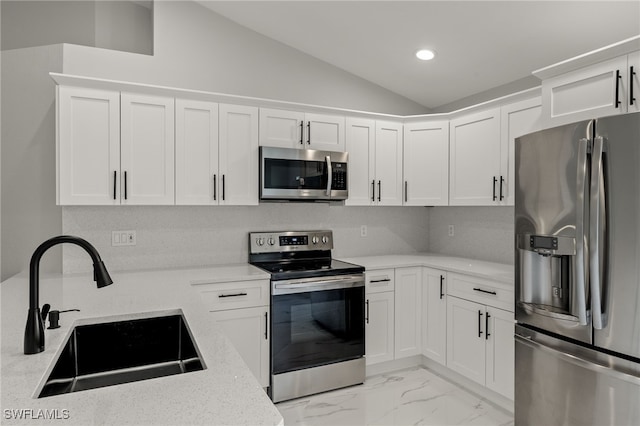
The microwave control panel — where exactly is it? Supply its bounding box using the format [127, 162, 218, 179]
[332, 163, 347, 190]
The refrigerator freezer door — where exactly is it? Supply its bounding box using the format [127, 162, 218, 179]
[515, 325, 640, 426]
[593, 112, 640, 359]
[515, 120, 592, 344]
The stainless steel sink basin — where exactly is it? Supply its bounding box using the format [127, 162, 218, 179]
[38, 313, 205, 398]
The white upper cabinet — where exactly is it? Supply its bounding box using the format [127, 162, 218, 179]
[121, 93, 175, 205]
[57, 86, 120, 205]
[175, 99, 219, 205]
[259, 108, 345, 151]
[374, 121, 403, 206]
[500, 97, 542, 206]
[403, 121, 449, 206]
[218, 104, 259, 205]
[449, 108, 501, 206]
[629, 51, 640, 113]
[345, 117, 375, 206]
[541, 54, 638, 127]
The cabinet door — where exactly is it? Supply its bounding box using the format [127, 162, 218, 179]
[394, 267, 422, 358]
[500, 97, 542, 206]
[365, 291, 394, 365]
[447, 296, 486, 385]
[121, 93, 175, 205]
[374, 121, 403, 206]
[210, 307, 270, 387]
[218, 104, 259, 205]
[345, 117, 375, 206]
[485, 306, 514, 400]
[542, 55, 628, 127]
[259, 108, 304, 149]
[449, 108, 501, 206]
[175, 99, 219, 205]
[403, 121, 449, 206]
[629, 51, 640, 113]
[58, 86, 120, 205]
[422, 268, 447, 365]
[305, 113, 345, 152]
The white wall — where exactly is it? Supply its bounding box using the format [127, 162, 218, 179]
[62, 205, 430, 274]
[428, 206, 514, 264]
[62, 1, 429, 115]
[1, 45, 64, 280]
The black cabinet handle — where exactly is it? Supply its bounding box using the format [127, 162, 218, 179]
[264, 312, 268, 340]
[213, 174, 217, 201]
[473, 287, 497, 295]
[485, 312, 491, 340]
[124, 171, 128, 200]
[478, 310, 484, 338]
[299, 120, 304, 145]
[499, 176, 505, 201]
[439, 275, 444, 300]
[405, 181, 408, 203]
[370, 278, 391, 283]
[378, 180, 381, 202]
[113, 171, 117, 200]
[218, 292, 247, 298]
[631, 66, 637, 106]
[492, 176, 497, 201]
[371, 180, 375, 202]
[615, 69, 622, 108]
[365, 299, 370, 324]
[307, 121, 311, 144]
[222, 174, 225, 201]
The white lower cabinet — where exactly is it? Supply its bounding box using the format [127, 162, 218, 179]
[446, 295, 514, 400]
[210, 307, 270, 387]
[196, 279, 270, 387]
[394, 267, 422, 358]
[365, 269, 395, 365]
[421, 268, 447, 365]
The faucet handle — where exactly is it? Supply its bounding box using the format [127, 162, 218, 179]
[40, 304, 51, 322]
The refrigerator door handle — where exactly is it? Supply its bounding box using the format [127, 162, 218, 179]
[590, 136, 607, 329]
[574, 137, 590, 326]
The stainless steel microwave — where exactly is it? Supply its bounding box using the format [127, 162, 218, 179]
[259, 146, 348, 201]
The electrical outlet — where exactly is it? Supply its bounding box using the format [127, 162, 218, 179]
[448, 225, 455, 237]
[360, 225, 368, 237]
[112, 230, 136, 246]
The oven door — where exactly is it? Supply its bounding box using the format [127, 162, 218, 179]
[260, 146, 348, 201]
[271, 274, 365, 375]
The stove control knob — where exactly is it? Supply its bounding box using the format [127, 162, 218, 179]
[312, 236, 319, 244]
[256, 237, 265, 246]
[322, 236, 329, 244]
[267, 237, 276, 246]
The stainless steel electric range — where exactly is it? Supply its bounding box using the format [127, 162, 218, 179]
[249, 230, 365, 403]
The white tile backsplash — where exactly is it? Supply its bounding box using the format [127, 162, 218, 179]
[428, 206, 514, 264]
[62, 205, 431, 274]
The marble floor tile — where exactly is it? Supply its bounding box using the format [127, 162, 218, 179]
[276, 366, 514, 426]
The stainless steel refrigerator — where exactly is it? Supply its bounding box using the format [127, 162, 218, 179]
[515, 112, 640, 425]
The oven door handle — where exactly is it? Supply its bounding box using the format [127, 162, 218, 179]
[273, 275, 364, 295]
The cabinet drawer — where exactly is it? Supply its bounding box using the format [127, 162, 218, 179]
[366, 269, 395, 293]
[196, 280, 270, 311]
[447, 273, 513, 312]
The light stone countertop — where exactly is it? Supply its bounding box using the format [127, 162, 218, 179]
[341, 253, 514, 284]
[0, 264, 281, 426]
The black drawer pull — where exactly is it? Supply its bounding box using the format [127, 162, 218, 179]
[218, 292, 248, 298]
[473, 287, 497, 295]
[369, 278, 391, 283]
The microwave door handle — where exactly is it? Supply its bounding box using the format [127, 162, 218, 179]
[326, 156, 332, 196]
[590, 136, 607, 329]
[574, 137, 590, 326]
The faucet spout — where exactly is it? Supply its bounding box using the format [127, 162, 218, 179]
[24, 235, 113, 354]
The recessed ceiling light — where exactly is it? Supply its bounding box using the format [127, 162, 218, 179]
[416, 49, 435, 61]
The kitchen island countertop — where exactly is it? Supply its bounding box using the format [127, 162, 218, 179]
[0, 264, 281, 426]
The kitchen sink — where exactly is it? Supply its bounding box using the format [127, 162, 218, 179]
[38, 313, 205, 398]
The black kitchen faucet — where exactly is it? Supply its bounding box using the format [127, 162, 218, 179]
[24, 235, 113, 354]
